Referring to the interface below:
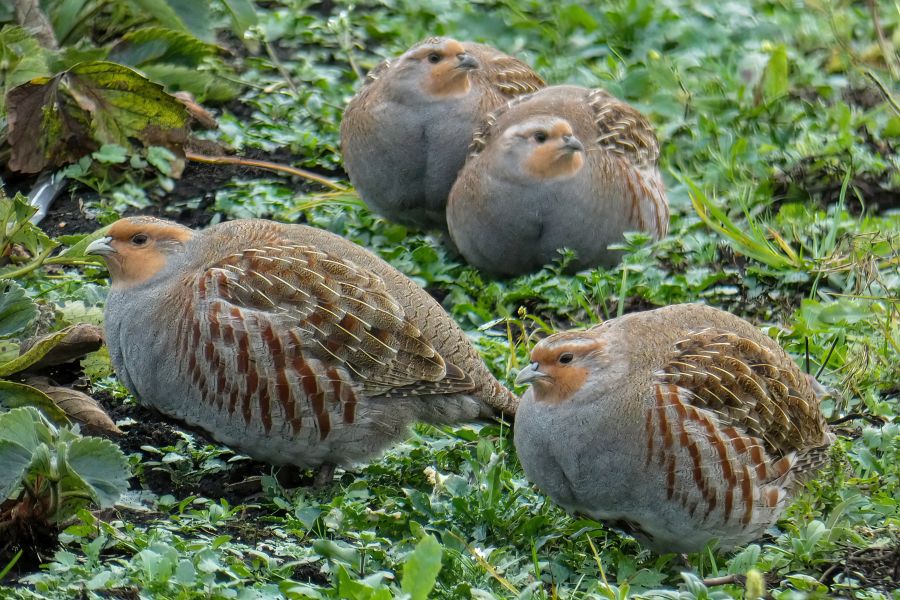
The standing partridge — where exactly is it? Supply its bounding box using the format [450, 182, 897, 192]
[86, 217, 516, 477]
[446, 85, 669, 276]
[513, 304, 834, 553]
[340, 37, 545, 231]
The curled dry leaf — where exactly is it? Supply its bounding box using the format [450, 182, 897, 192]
[19, 323, 103, 370]
[24, 376, 121, 436]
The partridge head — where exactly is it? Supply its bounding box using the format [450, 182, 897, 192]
[513, 304, 834, 553]
[340, 37, 545, 231]
[447, 85, 669, 276]
[87, 217, 516, 477]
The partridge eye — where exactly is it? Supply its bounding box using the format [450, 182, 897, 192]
[427, 52, 441, 63]
[533, 131, 548, 143]
[558, 352, 574, 364]
[131, 234, 149, 246]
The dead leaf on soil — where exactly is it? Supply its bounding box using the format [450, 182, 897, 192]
[24, 376, 121, 436]
[19, 323, 103, 370]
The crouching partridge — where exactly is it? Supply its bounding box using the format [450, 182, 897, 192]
[447, 85, 669, 276]
[87, 217, 515, 477]
[513, 304, 834, 553]
[340, 37, 545, 230]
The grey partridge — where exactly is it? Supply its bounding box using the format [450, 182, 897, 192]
[446, 85, 669, 276]
[87, 217, 516, 476]
[513, 304, 833, 553]
[340, 37, 545, 230]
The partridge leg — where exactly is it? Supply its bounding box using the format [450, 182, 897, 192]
[312, 463, 337, 488]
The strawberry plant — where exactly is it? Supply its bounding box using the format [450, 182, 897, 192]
[0, 406, 130, 560]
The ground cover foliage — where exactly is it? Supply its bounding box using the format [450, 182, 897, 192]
[0, 0, 898, 597]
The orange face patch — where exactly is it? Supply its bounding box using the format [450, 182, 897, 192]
[104, 219, 193, 289]
[521, 121, 585, 179]
[416, 40, 473, 98]
[528, 334, 606, 404]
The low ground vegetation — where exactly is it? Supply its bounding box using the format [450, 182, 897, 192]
[0, 0, 897, 597]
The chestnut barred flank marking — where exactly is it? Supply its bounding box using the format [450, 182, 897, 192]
[97, 217, 517, 472]
[513, 304, 834, 553]
[180, 243, 477, 439]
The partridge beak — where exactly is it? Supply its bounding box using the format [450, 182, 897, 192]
[516, 362, 548, 386]
[562, 135, 584, 153]
[456, 53, 479, 71]
[85, 236, 115, 256]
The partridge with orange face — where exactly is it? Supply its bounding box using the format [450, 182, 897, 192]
[340, 37, 545, 230]
[513, 304, 833, 553]
[447, 85, 669, 275]
[87, 217, 515, 477]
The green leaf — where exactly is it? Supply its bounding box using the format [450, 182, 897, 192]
[0, 438, 33, 500]
[129, 0, 213, 41]
[55, 224, 112, 260]
[334, 566, 392, 600]
[63, 436, 130, 507]
[0, 26, 52, 114]
[0, 280, 37, 338]
[0, 380, 70, 425]
[108, 26, 215, 68]
[0, 406, 44, 455]
[91, 144, 129, 164]
[146, 146, 177, 175]
[817, 300, 871, 325]
[761, 44, 789, 104]
[127, 0, 189, 34]
[139, 63, 241, 102]
[401, 534, 443, 600]
[0, 340, 19, 364]
[0, 193, 58, 271]
[45, 0, 92, 45]
[219, 0, 259, 38]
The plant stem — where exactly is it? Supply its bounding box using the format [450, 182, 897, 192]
[184, 151, 348, 192]
[263, 37, 300, 97]
[1, 245, 58, 280]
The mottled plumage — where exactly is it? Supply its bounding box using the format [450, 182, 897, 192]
[513, 304, 833, 553]
[447, 85, 669, 275]
[341, 37, 544, 230]
[88, 217, 515, 474]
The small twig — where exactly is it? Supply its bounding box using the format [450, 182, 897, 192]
[263, 37, 300, 97]
[816, 335, 841, 379]
[184, 151, 348, 192]
[701, 574, 743, 587]
[864, 70, 900, 117]
[867, 0, 899, 80]
[828, 412, 885, 427]
[805, 337, 811, 374]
